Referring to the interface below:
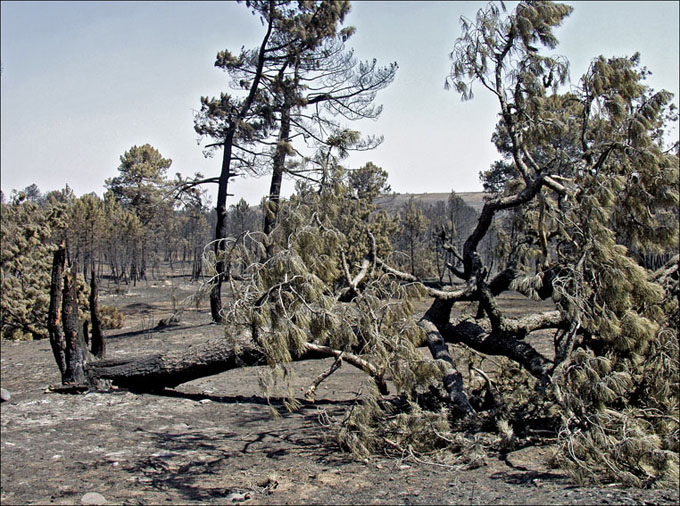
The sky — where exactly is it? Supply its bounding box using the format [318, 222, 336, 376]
[1, 1, 679, 206]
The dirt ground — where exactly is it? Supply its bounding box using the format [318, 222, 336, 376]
[1, 276, 678, 505]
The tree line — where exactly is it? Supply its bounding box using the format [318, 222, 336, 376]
[0, 146, 486, 340]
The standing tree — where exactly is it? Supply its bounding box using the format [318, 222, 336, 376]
[192, 0, 396, 320]
[230, 198, 259, 237]
[178, 185, 212, 282]
[255, 20, 397, 254]
[68, 193, 106, 281]
[192, 0, 341, 321]
[105, 144, 173, 283]
[398, 197, 430, 277]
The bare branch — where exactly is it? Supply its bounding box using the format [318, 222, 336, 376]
[303, 342, 387, 394]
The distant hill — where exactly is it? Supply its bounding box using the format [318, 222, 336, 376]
[375, 192, 486, 213]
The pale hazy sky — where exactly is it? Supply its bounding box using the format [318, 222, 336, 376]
[1, 1, 678, 205]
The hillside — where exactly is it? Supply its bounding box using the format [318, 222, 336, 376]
[375, 192, 486, 213]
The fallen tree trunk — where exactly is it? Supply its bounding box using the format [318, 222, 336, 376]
[85, 308, 556, 397]
[440, 320, 553, 379]
[419, 317, 476, 416]
[87, 337, 261, 391]
[86, 336, 388, 393]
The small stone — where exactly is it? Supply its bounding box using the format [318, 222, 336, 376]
[225, 491, 250, 502]
[81, 492, 107, 505]
[0, 388, 10, 402]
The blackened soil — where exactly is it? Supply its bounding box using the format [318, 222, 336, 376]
[1, 281, 678, 505]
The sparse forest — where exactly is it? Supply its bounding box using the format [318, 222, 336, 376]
[1, 0, 678, 500]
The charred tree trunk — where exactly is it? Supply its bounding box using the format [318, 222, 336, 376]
[140, 242, 147, 281]
[191, 245, 202, 282]
[62, 268, 88, 385]
[419, 315, 476, 416]
[130, 253, 138, 287]
[263, 104, 291, 258]
[210, 131, 234, 323]
[87, 337, 261, 391]
[48, 243, 67, 378]
[89, 264, 106, 359]
[209, 8, 274, 321]
[85, 336, 387, 394]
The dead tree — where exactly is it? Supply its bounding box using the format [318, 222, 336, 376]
[47, 242, 68, 378]
[86, 337, 386, 395]
[61, 268, 87, 384]
[48, 243, 106, 386]
[89, 263, 105, 359]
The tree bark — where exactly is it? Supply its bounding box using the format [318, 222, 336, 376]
[85, 336, 387, 394]
[263, 104, 292, 258]
[87, 337, 258, 391]
[48, 243, 67, 378]
[440, 320, 552, 379]
[419, 316, 476, 416]
[210, 6, 275, 322]
[89, 264, 106, 359]
[62, 269, 87, 384]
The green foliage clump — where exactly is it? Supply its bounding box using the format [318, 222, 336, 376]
[445, 0, 679, 487]
[0, 185, 131, 340]
[105, 144, 172, 226]
[97, 305, 125, 330]
[1, 193, 60, 339]
[218, 165, 445, 408]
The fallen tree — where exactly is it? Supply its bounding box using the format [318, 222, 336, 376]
[87, 337, 388, 395]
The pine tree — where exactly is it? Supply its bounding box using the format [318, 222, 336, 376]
[445, 0, 679, 486]
[192, 0, 396, 319]
[0, 191, 58, 339]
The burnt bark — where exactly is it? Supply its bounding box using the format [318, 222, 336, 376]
[191, 245, 203, 281]
[47, 243, 67, 378]
[210, 130, 235, 323]
[62, 269, 87, 385]
[441, 320, 552, 379]
[85, 336, 387, 394]
[87, 337, 259, 391]
[209, 6, 275, 322]
[89, 264, 106, 359]
[419, 286, 556, 409]
[419, 316, 476, 416]
[263, 104, 291, 258]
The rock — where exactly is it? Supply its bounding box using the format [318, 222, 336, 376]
[224, 491, 250, 502]
[156, 315, 181, 328]
[0, 388, 10, 402]
[504, 446, 551, 473]
[81, 492, 107, 505]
